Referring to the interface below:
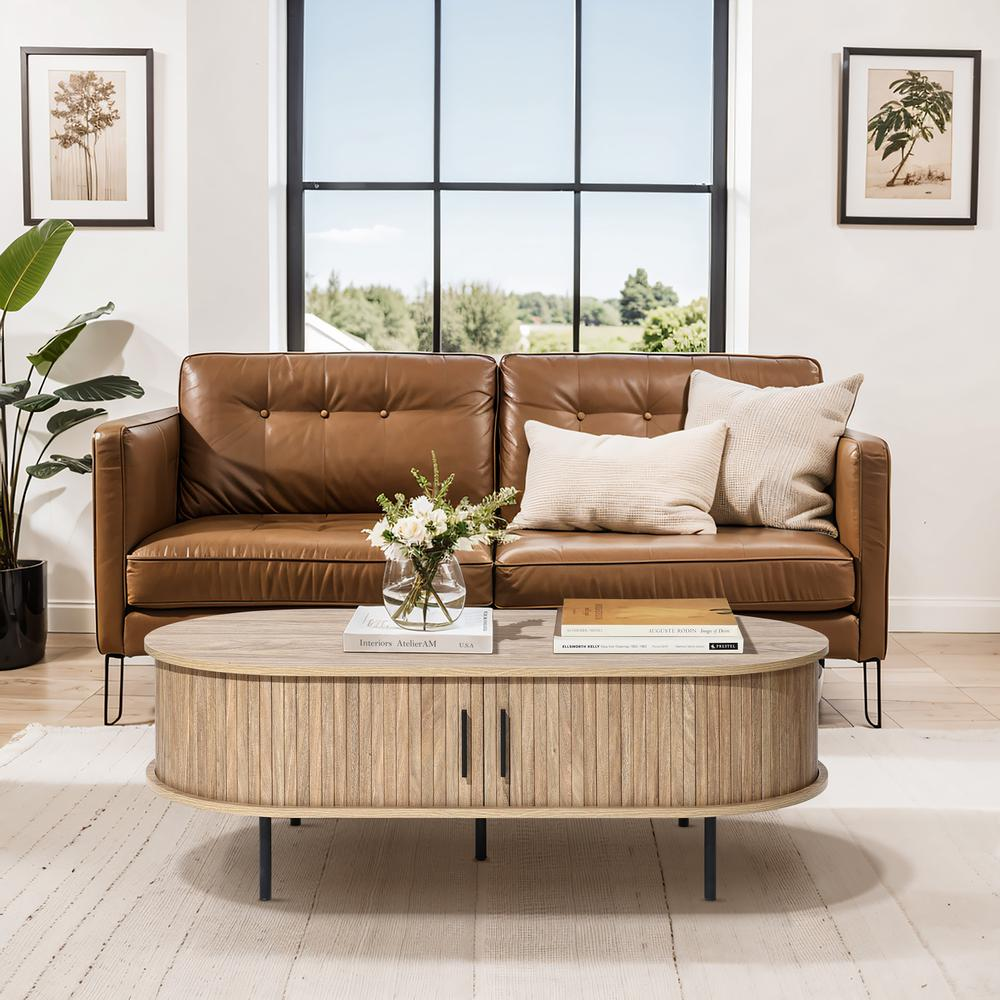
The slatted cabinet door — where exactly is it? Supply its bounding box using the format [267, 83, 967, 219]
[155, 667, 484, 810]
[481, 671, 818, 810]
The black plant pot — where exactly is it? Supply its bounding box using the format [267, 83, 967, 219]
[0, 559, 47, 670]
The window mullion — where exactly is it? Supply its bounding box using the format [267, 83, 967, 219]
[433, 0, 442, 352]
[572, 0, 582, 352]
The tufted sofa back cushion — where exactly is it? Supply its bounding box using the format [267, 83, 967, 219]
[177, 353, 497, 518]
[497, 353, 823, 517]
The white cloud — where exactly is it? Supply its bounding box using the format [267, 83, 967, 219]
[308, 223, 403, 245]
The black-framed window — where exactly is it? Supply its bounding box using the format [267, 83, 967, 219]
[287, 0, 728, 355]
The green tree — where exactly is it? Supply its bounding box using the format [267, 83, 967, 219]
[637, 297, 708, 354]
[306, 273, 418, 349]
[618, 268, 678, 324]
[650, 280, 678, 309]
[580, 297, 618, 326]
[867, 70, 953, 187]
[411, 283, 518, 354]
[454, 283, 519, 354]
[514, 292, 573, 325]
[619, 268, 652, 324]
[359, 284, 417, 346]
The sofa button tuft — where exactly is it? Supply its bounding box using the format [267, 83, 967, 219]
[643, 411, 652, 421]
[379, 409, 389, 418]
[259, 408, 269, 418]
[320, 409, 329, 419]
[576, 411, 585, 421]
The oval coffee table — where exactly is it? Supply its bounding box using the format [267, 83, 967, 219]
[146, 609, 828, 901]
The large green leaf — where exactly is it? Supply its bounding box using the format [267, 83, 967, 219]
[28, 301, 115, 376]
[0, 380, 30, 405]
[0, 220, 74, 313]
[25, 462, 67, 480]
[46, 407, 107, 437]
[50, 453, 93, 474]
[54, 375, 144, 403]
[13, 394, 59, 412]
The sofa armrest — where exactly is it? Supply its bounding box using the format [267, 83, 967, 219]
[834, 428, 891, 661]
[92, 408, 180, 654]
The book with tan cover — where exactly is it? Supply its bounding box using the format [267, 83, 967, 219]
[560, 598, 740, 637]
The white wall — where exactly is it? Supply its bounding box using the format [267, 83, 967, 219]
[739, 0, 1000, 631]
[186, 0, 271, 353]
[3, 0, 273, 631]
[2, 0, 192, 631]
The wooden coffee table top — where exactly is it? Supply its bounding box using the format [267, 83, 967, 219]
[145, 609, 828, 678]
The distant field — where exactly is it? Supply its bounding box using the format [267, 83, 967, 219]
[522, 324, 644, 354]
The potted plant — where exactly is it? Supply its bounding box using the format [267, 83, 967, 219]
[0, 219, 143, 669]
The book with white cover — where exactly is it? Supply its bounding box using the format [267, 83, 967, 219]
[553, 635, 743, 654]
[343, 606, 493, 654]
[553, 611, 743, 654]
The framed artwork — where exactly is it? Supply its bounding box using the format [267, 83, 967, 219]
[20, 47, 154, 227]
[839, 47, 981, 226]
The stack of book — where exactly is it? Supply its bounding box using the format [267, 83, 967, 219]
[553, 598, 743, 654]
[342, 606, 494, 654]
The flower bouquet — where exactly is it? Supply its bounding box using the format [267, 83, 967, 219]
[364, 455, 518, 631]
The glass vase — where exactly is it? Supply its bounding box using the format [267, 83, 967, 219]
[382, 552, 466, 630]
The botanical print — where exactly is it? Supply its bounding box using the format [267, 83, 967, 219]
[48, 69, 127, 202]
[865, 68, 953, 199]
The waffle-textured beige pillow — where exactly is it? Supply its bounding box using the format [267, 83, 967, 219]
[510, 419, 727, 534]
[684, 370, 863, 536]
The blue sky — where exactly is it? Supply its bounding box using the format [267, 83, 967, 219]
[303, 0, 713, 304]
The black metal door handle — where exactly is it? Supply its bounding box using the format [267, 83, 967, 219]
[461, 708, 469, 779]
[499, 708, 509, 779]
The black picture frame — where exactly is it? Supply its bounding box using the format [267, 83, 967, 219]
[839, 47, 981, 226]
[20, 46, 154, 228]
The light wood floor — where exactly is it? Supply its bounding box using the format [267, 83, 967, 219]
[0, 631, 998, 748]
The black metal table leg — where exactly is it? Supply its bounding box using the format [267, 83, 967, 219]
[678, 818, 689, 827]
[475, 818, 487, 861]
[259, 818, 272, 901]
[290, 818, 301, 826]
[863, 658, 883, 729]
[704, 817, 717, 901]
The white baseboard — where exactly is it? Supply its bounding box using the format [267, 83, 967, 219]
[889, 597, 1000, 633]
[48, 600, 96, 634]
[48, 597, 1000, 635]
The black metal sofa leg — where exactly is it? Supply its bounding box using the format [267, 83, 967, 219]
[862, 658, 882, 729]
[104, 654, 125, 726]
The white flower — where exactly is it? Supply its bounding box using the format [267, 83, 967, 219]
[469, 533, 489, 546]
[383, 542, 406, 562]
[426, 508, 448, 535]
[364, 518, 391, 550]
[453, 506, 470, 523]
[395, 515, 429, 547]
[411, 495, 434, 517]
[455, 536, 477, 552]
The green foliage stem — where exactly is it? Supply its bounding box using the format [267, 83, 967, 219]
[0, 220, 145, 568]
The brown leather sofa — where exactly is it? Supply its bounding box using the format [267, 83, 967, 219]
[93, 351, 889, 679]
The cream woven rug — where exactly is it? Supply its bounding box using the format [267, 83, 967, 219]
[1, 725, 998, 1000]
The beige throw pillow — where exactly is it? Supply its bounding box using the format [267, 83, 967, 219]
[510, 419, 728, 535]
[684, 370, 863, 536]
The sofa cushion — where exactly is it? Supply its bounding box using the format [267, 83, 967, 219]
[127, 514, 494, 608]
[178, 353, 497, 519]
[684, 369, 863, 536]
[511, 418, 727, 534]
[493, 526, 854, 611]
